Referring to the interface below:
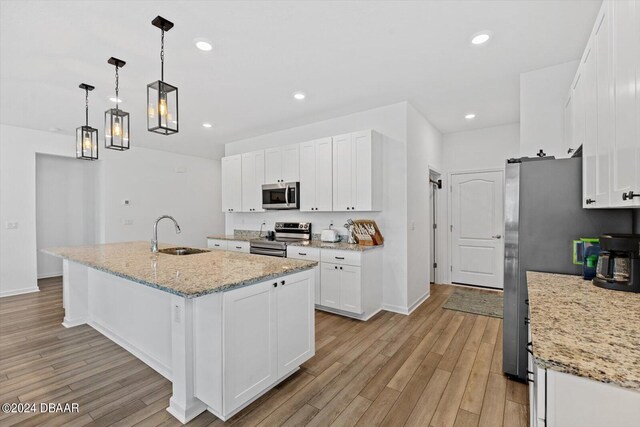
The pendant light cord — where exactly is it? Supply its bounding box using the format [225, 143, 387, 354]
[85, 88, 89, 127]
[114, 65, 119, 112]
[160, 29, 165, 81]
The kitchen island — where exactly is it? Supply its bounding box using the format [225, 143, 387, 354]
[44, 242, 318, 424]
[526, 271, 640, 427]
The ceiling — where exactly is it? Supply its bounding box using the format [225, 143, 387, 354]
[0, 0, 601, 158]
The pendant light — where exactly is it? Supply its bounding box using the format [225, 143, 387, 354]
[105, 57, 130, 150]
[76, 83, 98, 160]
[147, 16, 178, 135]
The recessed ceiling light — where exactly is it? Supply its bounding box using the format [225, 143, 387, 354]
[202, 123, 212, 128]
[293, 92, 306, 100]
[471, 32, 491, 45]
[109, 97, 122, 103]
[465, 113, 476, 119]
[194, 38, 213, 51]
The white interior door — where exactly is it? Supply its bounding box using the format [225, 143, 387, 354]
[451, 171, 504, 289]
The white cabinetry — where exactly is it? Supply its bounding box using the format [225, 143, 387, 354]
[570, 0, 640, 209]
[207, 239, 228, 250]
[317, 248, 382, 320]
[332, 130, 383, 212]
[610, 0, 640, 207]
[241, 150, 265, 212]
[196, 269, 315, 420]
[265, 144, 299, 184]
[563, 96, 573, 158]
[227, 241, 250, 253]
[300, 138, 333, 211]
[221, 155, 242, 213]
[286, 246, 321, 304]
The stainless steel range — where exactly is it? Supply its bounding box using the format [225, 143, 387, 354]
[250, 222, 312, 257]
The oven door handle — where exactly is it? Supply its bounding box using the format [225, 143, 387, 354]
[285, 184, 290, 207]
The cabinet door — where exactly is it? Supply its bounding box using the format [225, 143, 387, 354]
[276, 275, 314, 377]
[320, 263, 341, 309]
[223, 281, 277, 414]
[264, 147, 282, 184]
[241, 151, 265, 212]
[353, 130, 372, 211]
[332, 134, 353, 211]
[315, 138, 333, 211]
[339, 265, 362, 314]
[299, 141, 317, 212]
[595, 8, 613, 207]
[281, 144, 300, 183]
[611, 0, 640, 206]
[583, 41, 598, 208]
[221, 155, 242, 213]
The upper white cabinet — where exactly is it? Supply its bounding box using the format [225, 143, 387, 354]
[573, 0, 640, 209]
[241, 150, 265, 212]
[265, 144, 300, 184]
[300, 137, 333, 211]
[563, 95, 574, 158]
[610, 0, 639, 207]
[332, 130, 383, 212]
[221, 154, 242, 213]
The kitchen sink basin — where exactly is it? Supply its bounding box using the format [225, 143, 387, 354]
[158, 247, 210, 256]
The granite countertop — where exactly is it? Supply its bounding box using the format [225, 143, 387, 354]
[286, 240, 383, 251]
[44, 242, 317, 299]
[206, 234, 255, 242]
[527, 271, 640, 390]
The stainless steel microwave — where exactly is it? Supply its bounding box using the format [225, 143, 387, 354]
[262, 182, 300, 210]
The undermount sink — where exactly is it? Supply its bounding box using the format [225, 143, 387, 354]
[158, 247, 209, 256]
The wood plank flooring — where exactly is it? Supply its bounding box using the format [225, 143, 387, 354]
[0, 278, 528, 426]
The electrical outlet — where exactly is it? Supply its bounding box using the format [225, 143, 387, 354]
[6, 222, 18, 230]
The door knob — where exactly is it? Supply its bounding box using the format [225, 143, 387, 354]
[492, 235, 502, 239]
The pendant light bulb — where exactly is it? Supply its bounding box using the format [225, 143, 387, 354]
[113, 117, 121, 137]
[83, 132, 92, 150]
[159, 94, 168, 117]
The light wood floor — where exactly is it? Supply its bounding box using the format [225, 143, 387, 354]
[0, 278, 528, 427]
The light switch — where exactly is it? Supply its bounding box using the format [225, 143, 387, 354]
[6, 222, 18, 229]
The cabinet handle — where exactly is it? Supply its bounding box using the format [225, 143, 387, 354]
[623, 191, 639, 201]
[214, 244, 220, 247]
[524, 316, 530, 325]
[525, 299, 529, 305]
[586, 198, 595, 205]
[335, 256, 345, 260]
[236, 246, 242, 249]
[340, 267, 343, 270]
[567, 148, 574, 154]
[273, 282, 278, 287]
[281, 280, 285, 286]
[334, 266, 338, 269]
[347, 207, 350, 210]
[298, 252, 307, 256]
[352, 207, 355, 210]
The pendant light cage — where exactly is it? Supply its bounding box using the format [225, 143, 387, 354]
[147, 16, 178, 135]
[76, 83, 98, 160]
[105, 57, 130, 150]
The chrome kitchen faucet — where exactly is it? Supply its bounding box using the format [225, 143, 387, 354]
[151, 215, 181, 253]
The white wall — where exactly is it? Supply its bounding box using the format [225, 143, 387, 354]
[0, 124, 224, 297]
[443, 123, 520, 172]
[406, 104, 442, 309]
[36, 154, 96, 278]
[520, 60, 579, 158]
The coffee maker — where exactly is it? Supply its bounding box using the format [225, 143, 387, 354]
[593, 234, 640, 293]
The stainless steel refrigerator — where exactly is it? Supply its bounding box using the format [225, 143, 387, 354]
[502, 156, 632, 381]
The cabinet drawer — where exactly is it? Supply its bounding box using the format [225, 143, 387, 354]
[321, 249, 361, 266]
[286, 246, 320, 261]
[208, 239, 228, 250]
[228, 241, 250, 253]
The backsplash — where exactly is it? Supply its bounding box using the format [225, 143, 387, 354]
[233, 229, 342, 242]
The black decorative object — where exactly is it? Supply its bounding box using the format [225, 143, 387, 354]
[105, 57, 130, 150]
[147, 16, 178, 135]
[76, 83, 98, 160]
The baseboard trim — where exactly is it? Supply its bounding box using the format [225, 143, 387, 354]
[38, 272, 63, 280]
[0, 287, 40, 298]
[382, 303, 410, 315]
[89, 319, 172, 381]
[407, 291, 431, 314]
[314, 306, 382, 321]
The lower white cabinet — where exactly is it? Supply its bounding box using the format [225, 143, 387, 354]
[207, 239, 249, 253]
[286, 246, 321, 304]
[317, 248, 382, 320]
[195, 269, 315, 420]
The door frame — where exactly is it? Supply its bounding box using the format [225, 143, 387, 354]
[447, 167, 505, 289]
[428, 166, 442, 285]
